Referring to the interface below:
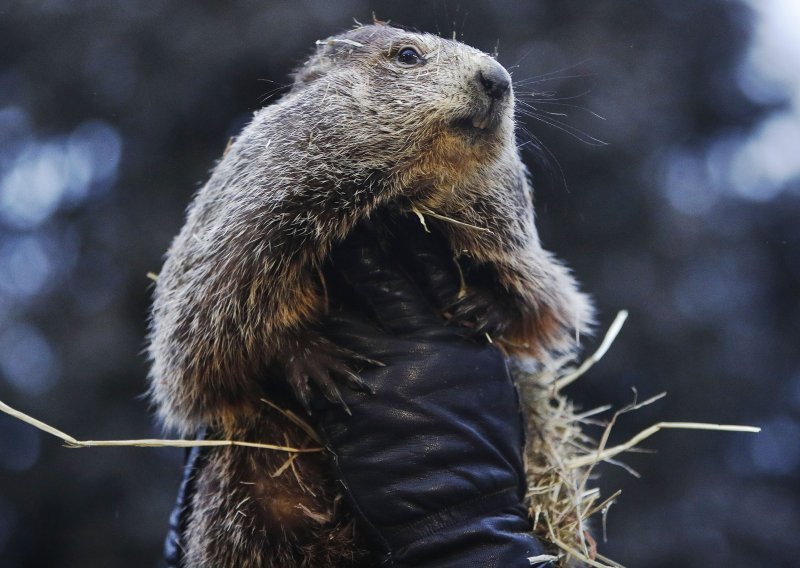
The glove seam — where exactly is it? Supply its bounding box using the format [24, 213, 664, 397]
[325, 451, 396, 558]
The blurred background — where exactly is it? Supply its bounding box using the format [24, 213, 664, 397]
[0, 1, 797, 566]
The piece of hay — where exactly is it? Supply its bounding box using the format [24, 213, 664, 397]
[0, 398, 323, 453]
[515, 310, 760, 567]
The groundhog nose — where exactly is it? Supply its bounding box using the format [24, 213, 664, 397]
[477, 64, 511, 101]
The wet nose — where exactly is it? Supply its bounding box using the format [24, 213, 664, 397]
[477, 62, 511, 101]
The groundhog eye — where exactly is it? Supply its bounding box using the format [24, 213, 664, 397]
[396, 47, 423, 67]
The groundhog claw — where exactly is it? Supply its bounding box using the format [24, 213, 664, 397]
[283, 337, 377, 415]
[447, 289, 514, 340]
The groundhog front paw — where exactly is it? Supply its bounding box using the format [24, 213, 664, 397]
[282, 336, 379, 415]
[447, 287, 518, 341]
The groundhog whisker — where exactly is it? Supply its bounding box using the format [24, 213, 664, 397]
[517, 101, 575, 120]
[518, 99, 606, 121]
[515, 89, 594, 104]
[531, 116, 606, 147]
[512, 72, 596, 87]
[518, 103, 570, 118]
[511, 58, 595, 86]
[516, 107, 607, 147]
[532, 58, 592, 78]
[513, 124, 569, 191]
[506, 46, 539, 73]
[522, 115, 605, 147]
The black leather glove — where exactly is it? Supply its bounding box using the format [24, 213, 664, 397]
[310, 213, 552, 567]
[164, 213, 553, 567]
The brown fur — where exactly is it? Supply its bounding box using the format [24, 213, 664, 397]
[180, 396, 373, 567]
[148, 23, 593, 567]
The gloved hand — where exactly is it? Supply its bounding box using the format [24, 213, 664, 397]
[164, 212, 553, 568]
[309, 212, 553, 568]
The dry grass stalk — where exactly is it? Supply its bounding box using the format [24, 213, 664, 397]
[410, 205, 494, 233]
[0, 399, 323, 453]
[515, 310, 760, 567]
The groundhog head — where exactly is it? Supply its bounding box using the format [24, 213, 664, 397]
[289, 24, 516, 187]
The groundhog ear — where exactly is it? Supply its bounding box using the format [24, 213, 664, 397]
[291, 43, 339, 89]
[291, 57, 330, 88]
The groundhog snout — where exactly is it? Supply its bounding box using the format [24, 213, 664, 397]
[475, 60, 511, 101]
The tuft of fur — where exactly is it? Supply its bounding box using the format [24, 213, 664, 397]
[148, 23, 593, 567]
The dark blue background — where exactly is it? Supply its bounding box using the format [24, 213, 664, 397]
[0, 1, 797, 566]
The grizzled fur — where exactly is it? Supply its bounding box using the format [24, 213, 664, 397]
[148, 23, 593, 567]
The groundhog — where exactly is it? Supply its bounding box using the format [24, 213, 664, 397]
[148, 23, 593, 567]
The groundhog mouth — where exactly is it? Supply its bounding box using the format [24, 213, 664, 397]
[450, 102, 503, 135]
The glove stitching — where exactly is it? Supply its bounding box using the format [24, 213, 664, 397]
[321, 443, 397, 559]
